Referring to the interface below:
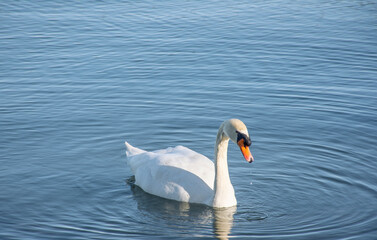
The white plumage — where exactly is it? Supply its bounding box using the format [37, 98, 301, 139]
[125, 119, 253, 208]
[125, 143, 215, 205]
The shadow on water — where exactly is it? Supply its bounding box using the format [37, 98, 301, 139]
[126, 177, 237, 239]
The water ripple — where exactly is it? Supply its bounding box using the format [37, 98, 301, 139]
[1, 0, 377, 239]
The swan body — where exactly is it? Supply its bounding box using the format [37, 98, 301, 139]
[125, 119, 253, 208]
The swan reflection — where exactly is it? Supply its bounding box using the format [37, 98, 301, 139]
[213, 206, 237, 240]
[128, 181, 236, 239]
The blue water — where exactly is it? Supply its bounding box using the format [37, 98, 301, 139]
[1, 1, 377, 239]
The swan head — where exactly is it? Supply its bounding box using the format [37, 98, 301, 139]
[223, 119, 254, 163]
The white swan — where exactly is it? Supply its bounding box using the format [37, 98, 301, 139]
[125, 119, 254, 208]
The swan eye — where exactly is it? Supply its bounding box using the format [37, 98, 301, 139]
[236, 131, 251, 147]
[244, 138, 252, 147]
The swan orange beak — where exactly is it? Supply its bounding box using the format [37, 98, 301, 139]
[237, 139, 254, 163]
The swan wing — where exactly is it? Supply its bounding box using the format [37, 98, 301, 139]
[125, 142, 215, 205]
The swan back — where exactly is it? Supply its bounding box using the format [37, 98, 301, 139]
[125, 142, 215, 205]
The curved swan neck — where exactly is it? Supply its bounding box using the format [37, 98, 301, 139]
[213, 122, 237, 208]
[215, 128, 230, 182]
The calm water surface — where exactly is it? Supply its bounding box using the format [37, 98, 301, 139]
[1, 1, 377, 239]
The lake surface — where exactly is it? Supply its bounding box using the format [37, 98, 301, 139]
[1, 0, 376, 239]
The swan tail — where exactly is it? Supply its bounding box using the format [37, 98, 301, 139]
[125, 141, 145, 157]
